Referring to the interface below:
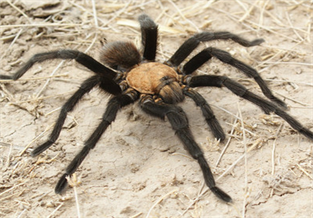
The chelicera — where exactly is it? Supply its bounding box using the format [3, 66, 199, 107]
[1, 14, 312, 203]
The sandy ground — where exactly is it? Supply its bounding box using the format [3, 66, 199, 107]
[0, 0, 312, 217]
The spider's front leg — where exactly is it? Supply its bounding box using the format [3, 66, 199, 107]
[140, 96, 232, 203]
[55, 90, 138, 193]
[183, 89, 225, 141]
[181, 47, 287, 109]
[188, 75, 313, 140]
[167, 31, 264, 67]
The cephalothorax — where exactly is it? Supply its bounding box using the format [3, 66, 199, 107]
[1, 14, 312, 203]
[127, 62, 183, 104]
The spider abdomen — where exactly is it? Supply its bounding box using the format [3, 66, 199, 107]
[126, 62, 184, 103]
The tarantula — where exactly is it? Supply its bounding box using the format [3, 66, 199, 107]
[1, 14, 312, 203]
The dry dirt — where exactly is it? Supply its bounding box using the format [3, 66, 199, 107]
[0, 0, 312, 218]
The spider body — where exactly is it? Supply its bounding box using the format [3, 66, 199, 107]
[127, 62, 183, 103]
[127, 62, 177, 93]
[1, 14, 313, 204]
[102, 40, 184, 104]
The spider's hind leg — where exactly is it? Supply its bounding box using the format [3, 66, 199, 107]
[138, 14, 158, 61]
[55, 91, 138, 193]
[0, 50, 117, 80]
[31, 75, 101, 156]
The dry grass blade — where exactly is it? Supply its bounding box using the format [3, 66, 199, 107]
[146, 189, 179, 218]
[237, 102, 248, 218]
[117, 18, 184, 34]
[215, 114, 239, 166]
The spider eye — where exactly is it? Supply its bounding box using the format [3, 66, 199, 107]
[159, 81, 184, 104]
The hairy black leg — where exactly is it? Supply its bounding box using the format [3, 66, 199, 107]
[0, 50, 121, 95]
[188, 75, 313, 140]
[167, 31, 264, 67]
[138, 14, 158, 61]
[182, 47, 286, 109]
[55, 91, 138, 193]
[31, 76, 101, 156]
[140, 97, 232, 202]
[183, 89, 225, 141]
